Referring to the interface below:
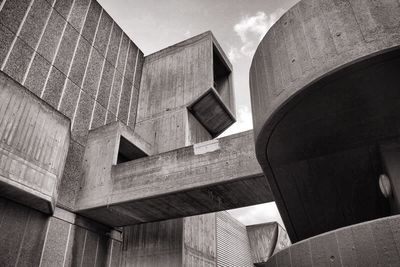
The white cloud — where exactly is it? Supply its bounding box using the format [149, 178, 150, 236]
[227, 47, 241, 62]
[228, 202, 285, 228]
[232, 9, 284, 59]
[219, 105, 253, 137]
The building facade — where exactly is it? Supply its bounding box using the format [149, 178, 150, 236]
[0, 0, 274, 266]
[250, 0, 400, 265]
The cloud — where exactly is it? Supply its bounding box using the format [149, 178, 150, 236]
[228, 202, 285, 228]
[227, 47, 241, 62]
[231, 9, 284, 59]
[219, 105, 253, 137]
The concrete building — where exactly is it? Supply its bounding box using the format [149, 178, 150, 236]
[250, 0, 400, 265]
[0, 0, 275, 266]
[2, 0, 399, 266]
[120, 211, 289, 267]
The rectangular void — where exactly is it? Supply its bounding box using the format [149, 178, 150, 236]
[188, 88, 235, 137]
[117, 136, 148, 164]
[213, 45, 231, 101]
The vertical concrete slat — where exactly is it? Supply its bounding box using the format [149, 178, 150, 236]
[70, 5, 103, 131]
[40, 0, 74, 99]
[0, 201, 30, 265]
[39, 218, 70, 267]
[14, 209, 48, 267]
[104, 29, 124, 124]
[71, 226, 87, 267]
[57, 0, 92, 110]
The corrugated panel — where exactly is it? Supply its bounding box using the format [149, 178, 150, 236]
[216, 212, 253, 267]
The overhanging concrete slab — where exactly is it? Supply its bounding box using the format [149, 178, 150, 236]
[76, 130, 273, 226]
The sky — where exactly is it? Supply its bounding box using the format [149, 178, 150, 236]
[98, 0, 299, 227]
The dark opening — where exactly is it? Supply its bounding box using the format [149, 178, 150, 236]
[117, 136, 148, 164]
[213, 46, 231, 98]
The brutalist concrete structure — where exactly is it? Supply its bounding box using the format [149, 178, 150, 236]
[250, 0, 400, 265]
[120, 211, 290, 267]
[0, 0, 274, 266]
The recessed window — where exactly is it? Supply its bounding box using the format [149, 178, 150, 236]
[117, 136, 148, 164]
[213, 46, 231, 98]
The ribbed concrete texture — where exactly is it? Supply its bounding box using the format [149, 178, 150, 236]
[76, 129, 273, 226]
[247, 222, 290, 266]
[121, 211, 263, 267]
[249, 0, 400, 241]
[0, 197, 122, 267]
[0, 70, 70, 213]
[264, 215, 400, 267]
[216, 211, 254, 267]
[0, 0, 144, 210]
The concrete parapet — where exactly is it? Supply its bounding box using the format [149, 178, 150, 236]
[0, 71, 70, 213]
[249, 0, 400, 241]
[263, 214, 400, 267]
[76, 130, 273, 226]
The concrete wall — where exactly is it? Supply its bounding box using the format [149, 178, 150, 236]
[0, 0, 144, 210]
[249, 0, 400, 242]
[0, 0, 143, 265]
[135, 33, 212, 153]
[121, 218, 183, 267]
[0, 71, 69, 213]
[183, 214, 217, 266]
[121, 214, 218, 267]
[135, 32, 234, 153]
[0, 197, 122, 267]
[263, 215, 400, 267]
[247, 222, 290, 266]
[216, 211, 253, 267]
[121, 212, 259, 267]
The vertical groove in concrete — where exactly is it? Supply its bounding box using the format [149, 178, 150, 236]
[21, 0, 55, 85]
[89, 18, 114, 129]
[107, 239, 114, 267]
[40, 0, 75, 98]
[104, 29, 123, 124]
[126, 48, 139, 126]
[79, 229, 88, 267]
[0, 0, 7, 13]
[56, 0, 92, 111]
[70, 4, 102, 129]
[62, 224, 72, 267]
[38, 219, 52, 267]
[0, 0, 35, 71]
[14, 210, 32, 267]
[115, 40, 131, 120]
[93, 235, 100, 266]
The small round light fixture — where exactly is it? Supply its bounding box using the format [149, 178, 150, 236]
[379, 174, 392, 198]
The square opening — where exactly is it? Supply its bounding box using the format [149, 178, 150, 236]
[117, 136, 148, 164]
[213, 46, 231, 98]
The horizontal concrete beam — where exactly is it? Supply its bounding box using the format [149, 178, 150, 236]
[76, 130, 273, 226]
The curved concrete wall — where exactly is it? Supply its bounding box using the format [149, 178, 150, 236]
[250, 0, 400, 142]
[263, 214, 400, 267]
[249, 0, 400, 240]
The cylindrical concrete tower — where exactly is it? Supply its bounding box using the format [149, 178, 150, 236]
[250, 0, 400, 265]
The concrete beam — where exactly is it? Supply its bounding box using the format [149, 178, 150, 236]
[76, 130, 273, 226]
